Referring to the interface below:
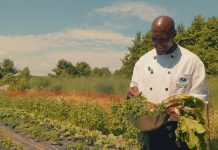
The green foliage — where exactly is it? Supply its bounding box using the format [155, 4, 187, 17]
[163, 94, 207, 150]
[91, 67, 111, 77]
[111, 96, 166, 147]
[1, 59, 18, 78]
[111, 101, 139, 140]
[28, 76, 130, 94]
[207, 76, 218, 109]
[18, 67, 31, 79]
[76, 62, 91, 77]
[70, 103, 110, 134]
[0, 59, 30, 90]
[95, 81, 114, 94]
[210, 140, 218, 150]
[113, 96, 165, 119]
[1, 73, 30, 91]
[29, 76, 51, 89]
[112, 94, 207, 150]
[175, 15, 218, 75]
[28, 76, 63, 91]
[176, 117, 206, 150]
[1, 73, 14, 84]
[51, 59, 113, 78]
[52, 59, 78, 77]
[0, 76, 217, 149]
[0, 134, 23, 150]
[177, 23, 185, 33]
[119, 32, 153, 77]
[0, 96, 139, 149]
[0, 83, 217, 149]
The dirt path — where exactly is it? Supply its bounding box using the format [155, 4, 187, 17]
[0, 123, 65, 150]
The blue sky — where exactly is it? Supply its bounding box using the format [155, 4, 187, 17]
[0, 0, 217, 75]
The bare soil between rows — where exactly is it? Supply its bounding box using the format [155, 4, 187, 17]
[0, 122, 65, 150]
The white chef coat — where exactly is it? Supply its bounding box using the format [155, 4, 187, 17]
[130, 45, 209, 104]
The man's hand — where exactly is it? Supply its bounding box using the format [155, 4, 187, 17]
[165, 107, 180, 122]
[126, 86, 141, 99]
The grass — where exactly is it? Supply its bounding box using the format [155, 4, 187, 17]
[28, 76, 130, 94]
[207, 76, 218, 109]
[205, 76, 218, 149]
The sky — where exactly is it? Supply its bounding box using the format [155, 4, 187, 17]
[0, 0, 217, 76]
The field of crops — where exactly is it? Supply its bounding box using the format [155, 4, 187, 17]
[0, 76, 217, 149]
[0, 93, 141, 149]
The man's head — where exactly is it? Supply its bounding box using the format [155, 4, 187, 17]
[151, 16, 177, 55]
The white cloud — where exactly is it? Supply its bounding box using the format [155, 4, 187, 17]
[0, 29, 132, 54]
[0, 28, 132, 76]
[102, 21, 129, 30]
[95, 1, 168, 22]
[0, 35, 44, 53]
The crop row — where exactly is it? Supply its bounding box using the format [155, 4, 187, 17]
[0, 95, 140, 149]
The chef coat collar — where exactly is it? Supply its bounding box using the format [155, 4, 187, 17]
[157, 43, 178, 55]
[165, 43, 177, 54]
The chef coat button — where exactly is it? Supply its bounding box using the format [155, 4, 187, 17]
[168, 71, 171, 74]
[154, 56, 156, 59]
[151, 71, 153, 74]
[165, 88, 168, 91]
[171, 55, 174, 58]
[150, 87, 152, 91]
[148, 66, 151, 71]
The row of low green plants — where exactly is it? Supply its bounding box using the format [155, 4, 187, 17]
[0, 95, 140, 149]
[0, 108, 136, 149]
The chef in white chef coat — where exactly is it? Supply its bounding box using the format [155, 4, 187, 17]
[127, 17, 208, 104]
[127, 16, 209, 150]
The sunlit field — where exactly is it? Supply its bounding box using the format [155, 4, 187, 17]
[0, 76, 217, 149]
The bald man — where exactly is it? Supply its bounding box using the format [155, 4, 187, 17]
[127, 16, 208, 150]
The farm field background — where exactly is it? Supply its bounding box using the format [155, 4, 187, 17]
[0, 75, 217, 149]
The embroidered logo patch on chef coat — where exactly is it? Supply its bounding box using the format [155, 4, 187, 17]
[179, 77, 187, 84]
[176, 74, 190, 89]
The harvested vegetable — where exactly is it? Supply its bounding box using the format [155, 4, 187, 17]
[164, 94, 207, 150]
[113, 94, 207, 150]
[116, 96, 166, 118]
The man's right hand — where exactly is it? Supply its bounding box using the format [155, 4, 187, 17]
[126, 86, 141, 99]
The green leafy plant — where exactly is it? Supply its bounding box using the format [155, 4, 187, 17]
[164, 94, 207, 150]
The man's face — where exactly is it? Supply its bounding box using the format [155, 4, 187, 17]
[151, 30, 174, 55]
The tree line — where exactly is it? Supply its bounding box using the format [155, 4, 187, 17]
[49, 59, 113, 77]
